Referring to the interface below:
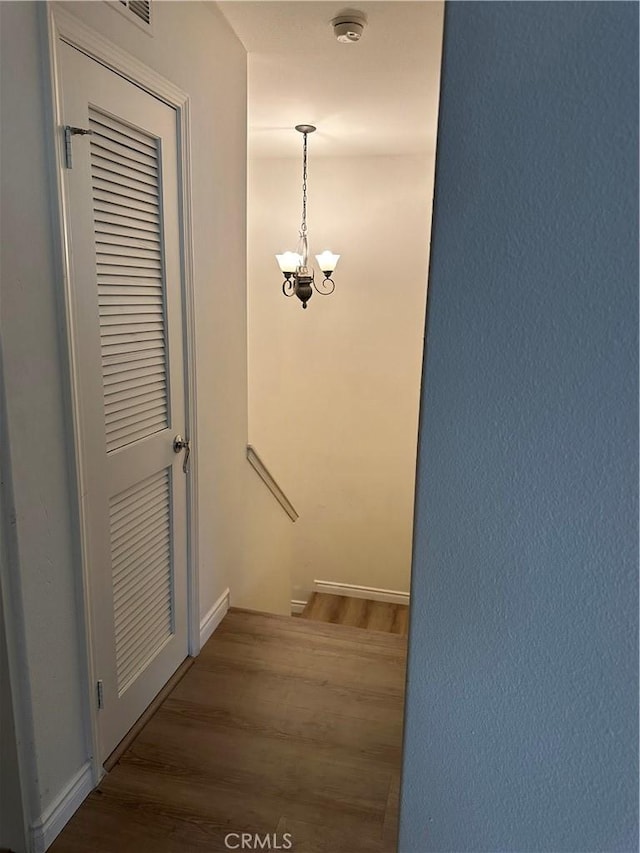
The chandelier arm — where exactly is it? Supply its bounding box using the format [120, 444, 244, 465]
[282, 279, 296, 297]
[313, 277, 335, 296]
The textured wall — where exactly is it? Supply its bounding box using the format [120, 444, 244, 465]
[400, 3, 638, 851]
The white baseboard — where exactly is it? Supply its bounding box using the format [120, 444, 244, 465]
[200, 587, 230, 647]
[290, 599, 307, 615]
[30, 761, 93, 852]
[313, 580, 410, 606]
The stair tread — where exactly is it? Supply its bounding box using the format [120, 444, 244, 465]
[229, 604, 407, 646]
[298, 592, 409, 637]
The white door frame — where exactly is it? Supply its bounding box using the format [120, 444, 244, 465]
[42, 3, 200, 785]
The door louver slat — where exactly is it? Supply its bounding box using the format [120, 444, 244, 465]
[128, 0, 152, 25]
[98, 260, 160, 286]
[102, 346, 165, 367]
[115, 598, 172, 670]
[113, 504, 167, 560]
[91, 160, 156, 188]
[100, 294, 163, 307]
[111, 532, 171, 580]
[90, 129, 158, 169]
[93, 189, 158, 215]
[103, 363, 165, 388]
[104, 381, 166, 408]
[99, 285, 163, 298]
[110, 482, 169, 530]
[91, 154, 158, 189]
[96, 244, 161, 261]
[106, 414, 166, 447]
[93, 162, 158, 198]
[91, 149, 157, 181]
[109, 475, 168, 515]
[104, 388, 166, 418]
[104, 323, 164, 346]
[115, 579, 171, 637]
[96, 232, 161, 251]
[117, 613, 172, 691]
[102, 334, 165, 350]
[110, 469, 173, 694]
[94, 215, 159, 236]
[112, 550, 172, 609]
[116, 594, 170, 662]
[98, 279, 163, 292]
[108, 401, 167, 432]
[90, 108, 168, 454]
[90, 113, 157, 151]
[111, 511, 170, 566]
[111, 502, 169, 550]
[93, 202, 159, 228]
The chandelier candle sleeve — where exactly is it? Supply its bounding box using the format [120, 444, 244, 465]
[275, 125, 340, 309]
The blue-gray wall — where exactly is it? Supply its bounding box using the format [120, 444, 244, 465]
[400, 3, 638, 851]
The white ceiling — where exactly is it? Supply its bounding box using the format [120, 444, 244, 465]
[216, 1, 444, 158]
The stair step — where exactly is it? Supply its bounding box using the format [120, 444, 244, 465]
[228, 605, 406, 648]
[300, 592, 408, 637]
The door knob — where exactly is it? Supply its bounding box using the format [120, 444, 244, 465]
[173, 434, 191, 474]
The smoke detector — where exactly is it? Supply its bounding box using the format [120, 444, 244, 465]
[331, 12, 366, 44]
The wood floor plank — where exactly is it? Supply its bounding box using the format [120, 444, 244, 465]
[160, 693, 403, 764]
[382, 772, 401, 847]
[196, 629, 406, 686]
[366, 602, 396, 633]
[171, 659, 405, 726]
[391, 605, 409, 636]
[342, 595, 371, 628]
[276, 813, 398, 853]
[50, 609, 406, 853]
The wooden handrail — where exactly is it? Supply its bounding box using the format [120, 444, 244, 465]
[246, 446, 298, 522]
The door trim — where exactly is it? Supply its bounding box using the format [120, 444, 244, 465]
[42, 3, 200, 786]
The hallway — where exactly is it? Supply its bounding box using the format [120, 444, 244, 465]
[50, 609, 407, 853]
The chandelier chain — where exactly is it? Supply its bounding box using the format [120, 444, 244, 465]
[300, 131, 308, 236]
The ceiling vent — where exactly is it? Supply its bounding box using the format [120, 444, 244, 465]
[111, 0, 153, 32]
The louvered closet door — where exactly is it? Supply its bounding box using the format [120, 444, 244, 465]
[60, 42, 188, 761]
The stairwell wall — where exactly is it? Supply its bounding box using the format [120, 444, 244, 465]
[248, 153, 435, 605]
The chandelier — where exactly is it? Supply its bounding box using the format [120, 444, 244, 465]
[276, 125, 340, 309]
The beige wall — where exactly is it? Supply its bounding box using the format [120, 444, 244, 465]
[248, 153, 434, 602]
[0, 0, 291, 838]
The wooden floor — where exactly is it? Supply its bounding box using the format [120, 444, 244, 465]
[302, 593, 409, 637]
[51, 609, 407, 853]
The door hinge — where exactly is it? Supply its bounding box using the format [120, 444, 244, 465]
[64, 125, 93, 169]
[96, 679, 104, 710]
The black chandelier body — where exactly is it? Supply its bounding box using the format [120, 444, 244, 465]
[276, 125, 340, 309]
